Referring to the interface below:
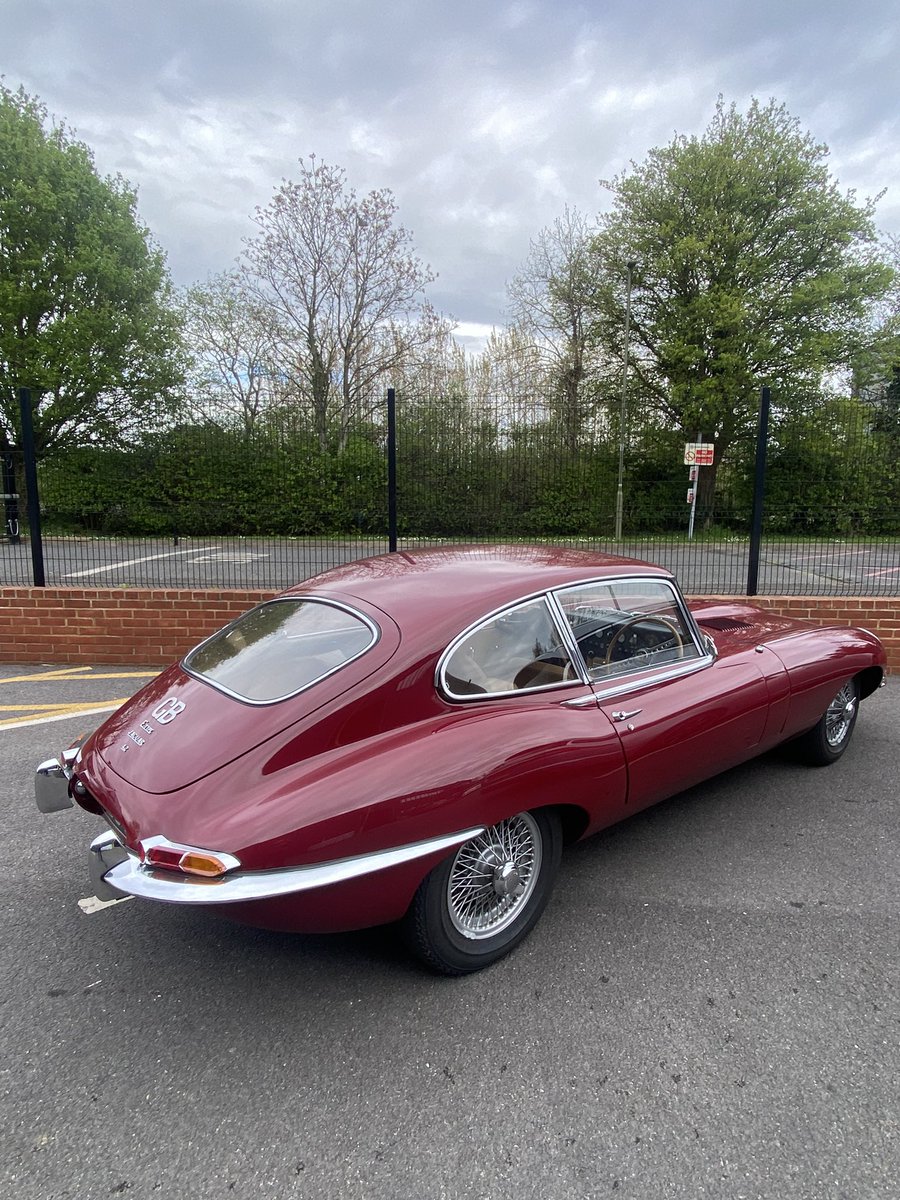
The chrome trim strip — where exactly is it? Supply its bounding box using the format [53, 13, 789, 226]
[90, 826, 486, 906]
[589, 653, 714, 701]
[561, 693, 599, 709]
[547, 591, 590, 684]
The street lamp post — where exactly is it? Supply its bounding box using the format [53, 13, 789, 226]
[614, 261, 636, 541]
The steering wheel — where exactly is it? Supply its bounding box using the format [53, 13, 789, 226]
[605, 616, 684, 665]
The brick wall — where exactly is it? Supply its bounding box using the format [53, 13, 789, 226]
[0, 586, 897, 671]
[0, 587, 275, 666]
[694, 595, 899, 673]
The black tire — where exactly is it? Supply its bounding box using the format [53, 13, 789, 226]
[402, 808, 562, 975]
[793, 678, 859, 766]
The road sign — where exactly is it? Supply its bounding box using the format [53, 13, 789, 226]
[684, 442, 714, 466]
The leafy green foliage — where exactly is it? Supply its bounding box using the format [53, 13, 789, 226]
[39, 422, 388, 537]
[35, 388, 898, 540]
[591, 98, 894, 524]
[749, 396, 900, 535]
[0, 84, 184, 455]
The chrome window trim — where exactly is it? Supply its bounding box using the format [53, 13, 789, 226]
[90, 825, 486, 906]
[182, 596, 380, 706]
[588, 652, 715, 701]
[436, 573, 704, 704]
[546, 591, 590, 684]
[437, 592, 580, 702]
[552, 573, 708, 687]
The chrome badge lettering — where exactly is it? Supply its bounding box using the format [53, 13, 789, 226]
[152, 697, 186, 725]
[121, 698, 186, 751]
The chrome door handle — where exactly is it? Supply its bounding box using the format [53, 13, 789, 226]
[611, 708, 642, 721]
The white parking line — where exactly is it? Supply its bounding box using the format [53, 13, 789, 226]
[78, 895, 133, 914]
[64, 545, 215, 578]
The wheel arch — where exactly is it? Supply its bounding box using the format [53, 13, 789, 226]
[856, 665, 884, 701]
[543, 802, 591, 845]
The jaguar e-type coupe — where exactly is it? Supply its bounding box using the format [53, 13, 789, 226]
[36, 546, 886, 974]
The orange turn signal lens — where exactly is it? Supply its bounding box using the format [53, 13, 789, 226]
[178, 852, 231, 878]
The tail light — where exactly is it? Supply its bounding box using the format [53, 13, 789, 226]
[140, 836, 240, 878]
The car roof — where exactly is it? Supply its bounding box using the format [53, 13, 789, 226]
[286, 545, 672, 631]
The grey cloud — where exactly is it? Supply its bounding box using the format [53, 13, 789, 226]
[3, 0, 899, 327]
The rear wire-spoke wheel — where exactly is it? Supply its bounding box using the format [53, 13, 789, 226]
[795, 678, 859, 766]
[403, 809, 562, 975]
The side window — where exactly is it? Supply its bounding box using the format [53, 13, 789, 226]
[555, 579, 700, 682]
[442, 598, 576, 697]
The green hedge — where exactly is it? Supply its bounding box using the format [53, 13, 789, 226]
[36, 404, 900, 539]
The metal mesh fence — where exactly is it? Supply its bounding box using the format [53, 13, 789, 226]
[1, 389, 898, 594]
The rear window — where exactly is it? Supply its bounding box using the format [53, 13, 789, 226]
[183, 598, 378, 703]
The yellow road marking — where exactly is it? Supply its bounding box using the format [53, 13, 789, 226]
[0, 703, 128, 731]
[0, 699, 131, 714]
[0, 666, 156, 729]
[0, 669, 157, 684]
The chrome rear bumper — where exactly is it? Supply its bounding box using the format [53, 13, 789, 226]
[89, 825, 484, 906]
[35, 751, 78, 813]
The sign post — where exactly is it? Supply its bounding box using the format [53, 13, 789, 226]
[683, 441, 714, 540]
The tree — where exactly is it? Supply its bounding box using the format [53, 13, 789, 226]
[589, 97, 893, 519]
[507, 206, 603, 453]
[0, 84, 184, 456]
[850, 232, 900, 408]
[466, 324, 548, 429]
[243, 156, 437, 452]
[181, 272, 281, 435]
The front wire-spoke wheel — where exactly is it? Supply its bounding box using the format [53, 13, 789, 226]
[795, 678, 860, 765]
[403, 809, 562, 975]
[824, 681, 858, 749]
[447, 812, 542, 939]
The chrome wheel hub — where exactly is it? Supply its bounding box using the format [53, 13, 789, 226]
[493, 860, 524, 898]
[447, 813, 542, 940]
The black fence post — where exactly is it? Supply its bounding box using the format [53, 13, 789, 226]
[746, 385, 771, 597]
[387, 387, 398, 552]
[19, 387, 46, 587]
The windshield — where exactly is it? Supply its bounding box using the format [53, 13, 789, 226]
[183, 598, 378, 703]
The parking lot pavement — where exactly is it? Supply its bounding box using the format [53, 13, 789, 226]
[2, 535, 899, 594]
[0, 664, 157, 731]
[1, 669, 897, 1200]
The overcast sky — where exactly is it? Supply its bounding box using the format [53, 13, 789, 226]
[4, 0, 899, 349]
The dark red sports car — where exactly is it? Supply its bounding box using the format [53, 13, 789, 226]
[36, 546, 886, 973]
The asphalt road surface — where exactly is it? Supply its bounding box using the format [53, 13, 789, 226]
[2, 535, 899, 594]
[1, 666, 897, 1199]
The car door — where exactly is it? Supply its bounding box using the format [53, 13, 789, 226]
[552, 576, 771, 814]
[593, 649, 770, 812]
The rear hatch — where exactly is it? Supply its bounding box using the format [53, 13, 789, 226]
[87, 596, 400, 794]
